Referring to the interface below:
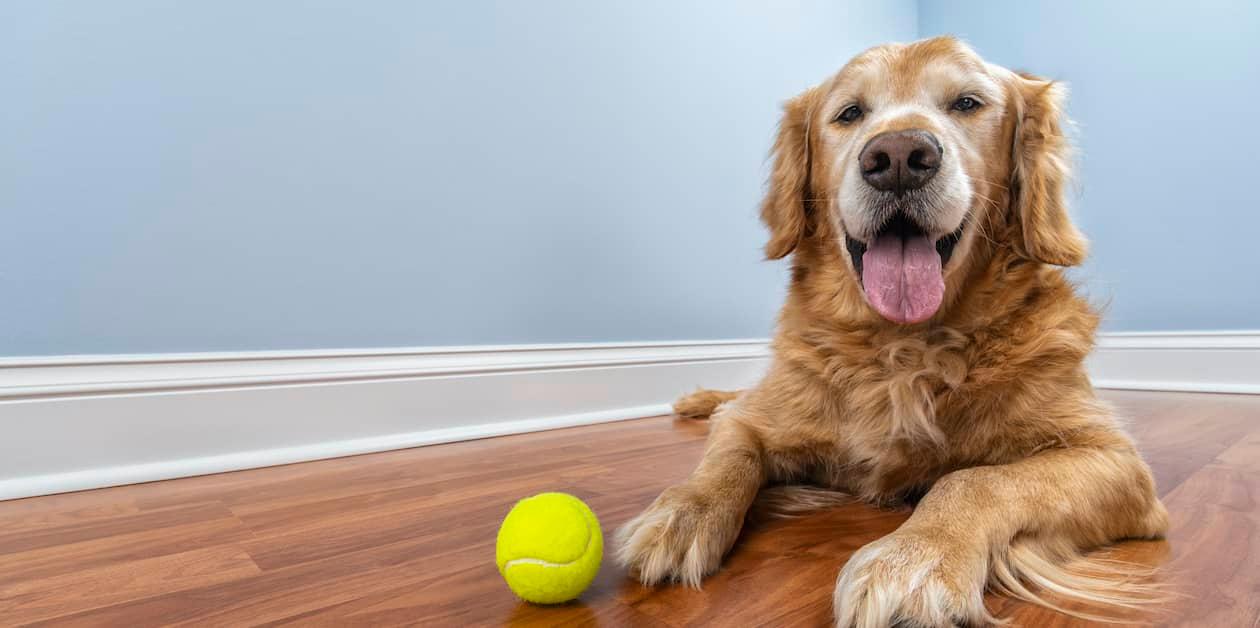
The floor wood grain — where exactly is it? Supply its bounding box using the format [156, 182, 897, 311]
[1, 390, 1257, 627]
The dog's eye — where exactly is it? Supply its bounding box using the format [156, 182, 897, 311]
[835, 104, 863, 124]
[951, 96, 981, 112]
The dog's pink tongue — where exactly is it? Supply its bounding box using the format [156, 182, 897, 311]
[861, 233, 944, 324]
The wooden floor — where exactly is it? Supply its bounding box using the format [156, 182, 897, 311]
[1, 390, 1258, 627]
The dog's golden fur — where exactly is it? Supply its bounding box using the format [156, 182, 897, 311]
[617, 37, 1168, 627]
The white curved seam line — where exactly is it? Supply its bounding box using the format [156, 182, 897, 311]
[503, 557, 577, 569]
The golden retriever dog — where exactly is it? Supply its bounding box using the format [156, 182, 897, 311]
[616, 37, 1168, 627]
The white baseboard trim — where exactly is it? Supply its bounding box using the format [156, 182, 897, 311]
[1090, 331, 1260, 395]
[0, 340, 770, 501]
[1, 332, 1255, 500]
[0, 403, 672, 501]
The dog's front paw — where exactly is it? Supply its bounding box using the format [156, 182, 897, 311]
[615, 484, 744, 587]
[833, 530, 991, 628]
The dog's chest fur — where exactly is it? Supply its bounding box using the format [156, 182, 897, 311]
[764, 312, 1093, 503]
[817, 329, 973, 499]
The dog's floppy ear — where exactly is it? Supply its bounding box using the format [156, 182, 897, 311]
[1009, 74, 1088, 266]
[761, 87, 818, 260]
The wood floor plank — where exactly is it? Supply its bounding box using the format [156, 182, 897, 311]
[0, 499, 142, 536]
[0, 506, 251, 586]
[0, 390, 1257, 626]
[28, 531, 493, 627]
[235, 458, 608, 537]
[0, 501, 235, 555]
[0, 544, 260, 624]
[1152, 434, 1260, 627]
[1114, 390, 1260, 496]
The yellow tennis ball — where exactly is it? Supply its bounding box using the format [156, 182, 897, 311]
[495, 492, 603, 604]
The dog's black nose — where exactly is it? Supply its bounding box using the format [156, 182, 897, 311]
[859, 129, 942, 194]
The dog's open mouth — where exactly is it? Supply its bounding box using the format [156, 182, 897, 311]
[844, 214, 963, 325]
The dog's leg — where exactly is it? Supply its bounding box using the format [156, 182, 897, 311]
[833, 442, 1168, 628]
[673, 388, 742, 419]
[615, 406, 765, 586]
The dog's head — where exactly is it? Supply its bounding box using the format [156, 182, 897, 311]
[763, 37, 1086, 324]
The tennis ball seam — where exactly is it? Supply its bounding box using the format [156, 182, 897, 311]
[501, 519, 594, 570]
[502, 556, 576, 569]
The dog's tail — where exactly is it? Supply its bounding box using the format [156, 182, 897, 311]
[672, 388, 742, 419]
[989, 536, 1171, 623]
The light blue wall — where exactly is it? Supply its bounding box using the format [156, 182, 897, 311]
[1, 1, 917, 356]
[919, 1, 1260, 331]
[10, 2, 1252, 357]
